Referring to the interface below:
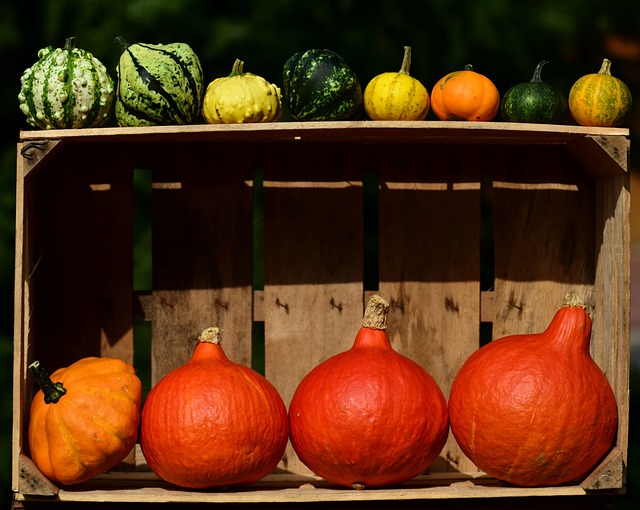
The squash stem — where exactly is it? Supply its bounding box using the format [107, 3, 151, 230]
[230, 59, 245, 77]
[64, 37, 76, 51]
[199, 326, 222, 345]
[28, 361, 66, 404]
[114, 36, 131, 51]
[531, 60, 549, 83]
[598, 58, 612, 76]
[362, 295, 389, 330]
[399, 46, 412, 75]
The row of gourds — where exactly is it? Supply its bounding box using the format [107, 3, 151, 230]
[28, 293, 617, 490]
[18, 37, 632, 130]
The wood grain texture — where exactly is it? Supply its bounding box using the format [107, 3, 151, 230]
[150, 144, 254, 383]
[377, 144, 482, 474]
[262, 143, 365, 474]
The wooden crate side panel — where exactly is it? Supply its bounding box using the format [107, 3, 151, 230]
[492, 145, 596, 335]
[17, 143, 136, 489]
[377, 144, 482, 475]
[263, 143, 365, 475]
[593, 172, 631, 475]
[149, 145, 254, 384]
[26, 143, 135, 370]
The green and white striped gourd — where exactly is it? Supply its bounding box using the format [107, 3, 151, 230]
[114, 37, 204, 126]
[18, 37, 115, 129]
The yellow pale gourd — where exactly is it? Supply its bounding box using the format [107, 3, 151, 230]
[364, 46, 430, 121]
[203, 59, 282, 124]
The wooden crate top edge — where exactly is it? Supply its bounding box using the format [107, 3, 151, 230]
[18, 120, 630, 145]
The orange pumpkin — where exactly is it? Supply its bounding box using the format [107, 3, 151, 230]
[289, 295, 449, 489]
[28, 357, 142, 485]
[448, 292, 618, 487]
[569, 58, 632, 127]
[140, 327, 289, 488]
[431, 64, 500, 121]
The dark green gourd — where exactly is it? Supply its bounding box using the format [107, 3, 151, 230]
[283, 49, 363, 121]
[114, 37, 204, 126]
[501, 60, 568, 124]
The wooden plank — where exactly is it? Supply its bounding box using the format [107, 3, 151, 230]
[492, 144, 595, 337]
[263, 142, 365, 475]
[17, 455, 58, 497]
[579, 447, 624, 490]
[377, 144, 482, 475]
[593, 172, 631, 474]
[13, 145, 28, 493]
[24, 144, 135, 370]
[13, 480, 590, 505]
[150, 144, 254, 383]
[19, 123, 630, 159]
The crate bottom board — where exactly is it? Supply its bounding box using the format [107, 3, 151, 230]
[15, 471, 621, 505]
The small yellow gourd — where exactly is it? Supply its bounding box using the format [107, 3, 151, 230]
[364, 46, 430, 121]
[203, 59, 282, 124]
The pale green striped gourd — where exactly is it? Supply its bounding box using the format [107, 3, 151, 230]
[115, 37, 204, 126]
[18, 37, 115, 129]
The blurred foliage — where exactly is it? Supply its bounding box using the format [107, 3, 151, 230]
[1, 0, 639, 508]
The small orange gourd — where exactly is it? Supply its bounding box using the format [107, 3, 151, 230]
[28, 357, 142, 485]
[431, 64, 500, 121]
[289, 295, 449, 489]
[569, 58, 632, 127]
[448, 292, 618, 487]
[140, 327, 289, 488]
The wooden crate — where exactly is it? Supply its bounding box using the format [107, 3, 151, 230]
[12, 121, 630, 506]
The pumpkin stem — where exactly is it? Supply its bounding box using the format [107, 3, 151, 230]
[561, 292, 587, 311]
[531, 60, 549, 83]
[28, 360, 67, 404]
[399, 46, 412, 75]
[114, 36, 131, 51]
[199, 326, 222, 345]
[64, 37, 76, 51]
[464, 64, 474, 72]
[230, 59, 245, 77]
[598, 58, 613, 76]
[362, 295, 389, 330]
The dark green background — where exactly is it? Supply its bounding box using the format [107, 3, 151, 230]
[1, 0, 639, 508]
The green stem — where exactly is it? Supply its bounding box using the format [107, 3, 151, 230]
[399, 46, 412, 75]
[28, 361, 66, 404]
[64, 37, 76, 51]
[531, 60, 549, 83]
[464, 64, 474, 72]
[230, 59, 245, 77]
[114, 36, 131, 51]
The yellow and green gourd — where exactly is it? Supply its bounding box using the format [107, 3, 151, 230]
[114, 37, 204, 126]
[363, 46, 430, 121]
[568, 58, 632, 127]
[202, 59, 282, 124]
[18, 37, 115, 129]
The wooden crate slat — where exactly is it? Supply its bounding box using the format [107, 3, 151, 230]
[150, 145, 254, 383]
[26, 144, 135, 369]
[263, 143, 365, 475]
[492, 144, 596, 337]
[377, 144, 482, 474]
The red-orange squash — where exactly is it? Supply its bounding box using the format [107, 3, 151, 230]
[448, 292, 618, 487]
[431, 64, 500, 121]
[289, 295, 449, 489]
[28, 357, 142, 485]
[569, 58, 632, 127]
[140, 327, 289, 488]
